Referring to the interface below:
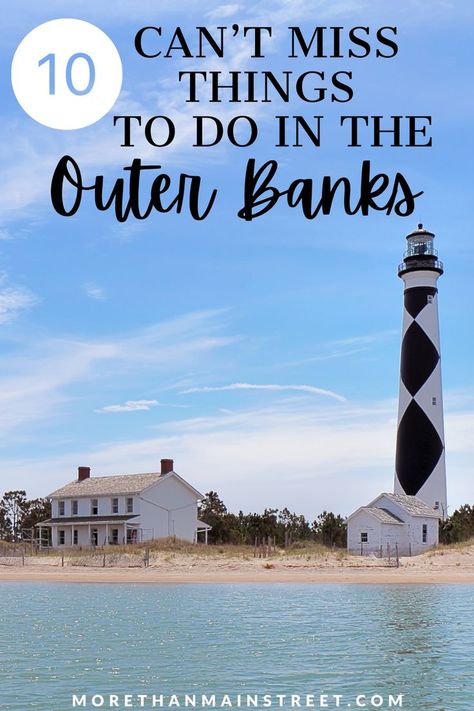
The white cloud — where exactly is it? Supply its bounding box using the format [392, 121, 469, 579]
[97, 399, 159, 413]
[84, 282, 106, 300]
[284, 330, 398, 366]
[3, 394, 473, 518]
[181, 382, 347, 402]
[0, 275, 37, 324]
[206, 4, 241, 19]
[0, 309, 236, 436]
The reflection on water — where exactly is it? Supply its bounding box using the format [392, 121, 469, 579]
[0, 583, 473, 710]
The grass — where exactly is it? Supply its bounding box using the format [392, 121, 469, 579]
[427, 537, 474, 556]
[26, 537, 345, 561]
[285, 541, 340, 557]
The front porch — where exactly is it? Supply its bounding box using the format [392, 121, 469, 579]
[38, 514, 153, 548]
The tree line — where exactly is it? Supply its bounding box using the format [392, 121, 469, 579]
[0, 491, 51, 542]
[1, 487, 473, 548]
[198, 491, 474, 548]
[198, 491, 347, 547]
[439, 505, 474, 545]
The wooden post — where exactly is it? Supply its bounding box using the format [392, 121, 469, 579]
[102, 552, 106, 568]
[61, 551, 64, 567]
[395, 543, 399, 568]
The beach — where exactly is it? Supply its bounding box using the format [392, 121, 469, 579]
[1, 544, 474, 584]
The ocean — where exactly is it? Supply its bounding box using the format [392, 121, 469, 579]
[0, 584, 472, 710]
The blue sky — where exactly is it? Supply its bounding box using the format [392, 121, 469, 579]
[0, 0, 473, 518]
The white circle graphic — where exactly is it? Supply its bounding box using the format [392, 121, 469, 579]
[11, 18, 123, 130]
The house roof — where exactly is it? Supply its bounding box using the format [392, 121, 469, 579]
[48, 472, 163, 498]
[364, 507, 404, 525]
[374, 492, 441, 518]
[48, 470, 205, 501]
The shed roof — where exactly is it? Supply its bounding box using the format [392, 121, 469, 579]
[375, 493, 440, 518]
[365, 507, 404, 524]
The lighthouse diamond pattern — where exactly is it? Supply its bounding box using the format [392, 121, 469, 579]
[400, 319, 439, 396]
[394, 225, 447, 518]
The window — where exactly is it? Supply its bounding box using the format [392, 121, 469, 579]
[126, 497, 133, 513]
[73, 529, 78, 545]
[58, 501, 65, 516]
[111, 528, 119, 545]
[91, 499, 98, 515]
[111, 498, 119, 514]
[422, 524, 428, 543]
[91, 528, 98, 546]
[58, 530, 65, 545]
[427, 295, 434, 304]
[72, 500, 78, 515]
[434, 501, 440, 510]
[360, 532, 368, 543]
[432, 397, 437, 406]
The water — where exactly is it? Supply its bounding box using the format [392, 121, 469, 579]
[0, 584, 473, 710]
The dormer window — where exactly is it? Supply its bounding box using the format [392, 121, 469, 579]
[58, 501, 65, 516]
[91, 499, 98, 515]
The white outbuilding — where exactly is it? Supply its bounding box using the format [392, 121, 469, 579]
[347, 492, 441, 556]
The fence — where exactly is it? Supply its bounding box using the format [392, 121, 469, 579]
[0, 546, 153, 569]
[348, 542, 401, 567]
[253, 536, 277, 558]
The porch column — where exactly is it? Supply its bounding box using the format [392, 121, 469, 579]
[105, 523, 109, 546]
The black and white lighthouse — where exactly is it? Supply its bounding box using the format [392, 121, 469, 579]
[394, 224, 447, 518]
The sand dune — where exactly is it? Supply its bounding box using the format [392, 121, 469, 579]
[1, 545, 474, 584]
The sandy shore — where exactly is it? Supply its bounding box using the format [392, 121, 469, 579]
[1, 546, 474, 584]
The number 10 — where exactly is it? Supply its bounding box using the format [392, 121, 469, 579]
[38, 52, 95, 95]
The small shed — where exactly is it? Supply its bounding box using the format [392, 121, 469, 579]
[347, 492, 441, 556]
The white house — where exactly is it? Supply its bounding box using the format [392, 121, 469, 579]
[347, 492, 441, 556]
[39, 459, 211, 548]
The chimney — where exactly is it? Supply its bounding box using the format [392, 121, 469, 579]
[161, 459, 174, 475]
[78, 466, 91, 482]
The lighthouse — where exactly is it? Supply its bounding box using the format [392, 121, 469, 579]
[394, 224, 447, 518]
